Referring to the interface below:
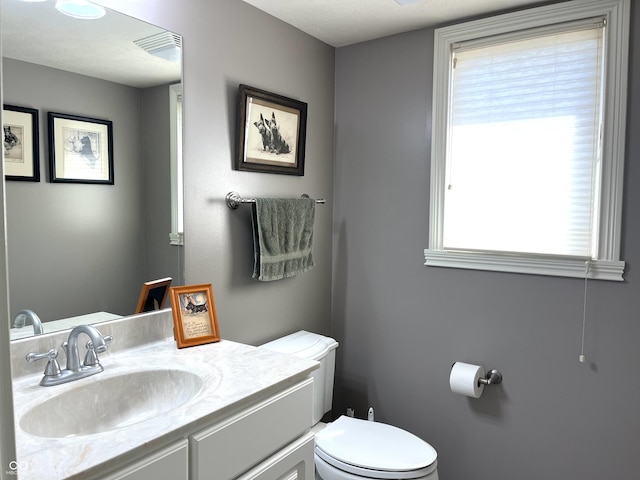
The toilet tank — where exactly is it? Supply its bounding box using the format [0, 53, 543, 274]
[261, 330, 338, 424]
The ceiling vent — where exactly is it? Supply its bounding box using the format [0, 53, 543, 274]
[134, 31, 182, 62]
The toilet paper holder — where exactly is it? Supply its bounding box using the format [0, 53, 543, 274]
[478, 369, 503, 386]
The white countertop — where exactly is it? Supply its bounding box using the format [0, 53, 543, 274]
[13, 337, 319, 480]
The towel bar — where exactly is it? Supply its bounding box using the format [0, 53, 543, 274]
[226, 191, 326, 210]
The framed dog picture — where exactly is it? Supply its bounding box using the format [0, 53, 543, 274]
[3, 104, 40, 181]
[170, 283, 221, 348]
[135, 277, 172, 314]
[48, 112, 114, 184]
[235, 84, 307, 176]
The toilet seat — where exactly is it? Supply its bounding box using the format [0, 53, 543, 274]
[315, 416, 438, 480]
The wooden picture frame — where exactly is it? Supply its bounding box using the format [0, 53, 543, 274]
[170, 284, 221, 348]
[135, 277, 173, 314]
[3, 104, 40, 181]
[48, 112, 114, 184]
[235, 84, 307, 176]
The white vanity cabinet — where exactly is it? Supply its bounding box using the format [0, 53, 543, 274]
[189, 377, 314, 480]
[13, 328, 319, 480]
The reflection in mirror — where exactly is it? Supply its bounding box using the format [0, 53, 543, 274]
[1, 0, 184, 339]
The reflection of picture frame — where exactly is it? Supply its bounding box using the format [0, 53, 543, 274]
[2, 104, 40, 182]
[170, 284, 221, 348]
[48, 112, 114, 184]
[135, 277, 173, 314]
[235, 84, 307, 176]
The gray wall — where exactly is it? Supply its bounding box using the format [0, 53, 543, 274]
[72, 0, 336, 345]
[2, 58, 146, 320]
[333, 4, 640, 480]
[2, 59, 182, 321]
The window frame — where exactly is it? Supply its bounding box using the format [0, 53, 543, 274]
[424, 0, 630, 281]
[169, 83, 184, 246]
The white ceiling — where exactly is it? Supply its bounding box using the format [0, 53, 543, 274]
[1, 0, 181, 88]
[241, 0, 548, 47]
[0, 0, 547, 87]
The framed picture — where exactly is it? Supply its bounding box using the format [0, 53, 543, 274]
[170, 283, 221, 348]
[48, 112, 114, 184]
[3, 104, 40, 181]
[235, 84, 307, 176]
[135, 277, 173, 314]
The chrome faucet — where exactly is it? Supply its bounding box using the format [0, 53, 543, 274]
[65, 325, 108, 372]
[26, 325, 111, 387]
[12, 309, 44, 335]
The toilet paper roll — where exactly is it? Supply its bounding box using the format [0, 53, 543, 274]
[449, 362, 485, 398]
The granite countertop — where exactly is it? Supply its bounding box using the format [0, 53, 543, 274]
[13, 337, 319, 480]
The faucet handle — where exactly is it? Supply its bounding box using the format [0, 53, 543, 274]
[26, 349, 62, 377]
[86, 335, 112, 352]
[84, 335, 113, 366]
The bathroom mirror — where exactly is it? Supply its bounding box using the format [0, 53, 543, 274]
[1, 0, 184, 339]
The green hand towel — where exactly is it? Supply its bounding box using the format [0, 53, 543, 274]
[251, 198, 316, 281]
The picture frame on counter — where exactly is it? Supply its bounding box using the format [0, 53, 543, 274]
[2, 104, 40, 181]
[48, 112, 114, 184]
[135, 277, 173, 314]
[170, 283, 221, 348]
[235, 84, 307, 176]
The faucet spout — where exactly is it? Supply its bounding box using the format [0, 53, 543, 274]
[65, 325, 107, 372]
[12, 309, 44, 335]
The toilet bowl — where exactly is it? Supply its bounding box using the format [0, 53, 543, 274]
[261, 331, 439, 480]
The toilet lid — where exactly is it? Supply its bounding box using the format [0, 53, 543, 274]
[315, 416, 437, 479]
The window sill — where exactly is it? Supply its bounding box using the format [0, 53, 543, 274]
[424, 249, 625, 281]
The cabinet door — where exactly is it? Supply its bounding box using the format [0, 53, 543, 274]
[99, 439, 188, 480]
[190, 378, 313, 480]
[237, 431, 315, 480]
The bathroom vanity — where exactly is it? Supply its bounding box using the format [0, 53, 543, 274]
[11, 311, 318, 480]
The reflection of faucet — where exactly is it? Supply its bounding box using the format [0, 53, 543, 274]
[12, 309, 44, 335]
[26, 325, 111, 387]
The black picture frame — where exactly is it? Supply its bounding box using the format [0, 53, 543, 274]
[235, 84, 307, 176]
[2, 104, 40, 182]
[48, 112, 114, 184]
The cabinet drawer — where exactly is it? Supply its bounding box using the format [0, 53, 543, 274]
[190, 378, 313, 480]
[237, 431, 315, 480]
[99, 439, 188, 480]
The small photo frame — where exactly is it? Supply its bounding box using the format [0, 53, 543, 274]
[235, 84, 307, 176]
[48, 112, 114, 184]
[3, 104, 40, 182]
[170, 283, 221, 348]
[135, 277, 173, 314]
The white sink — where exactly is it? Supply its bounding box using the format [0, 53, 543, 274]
[20, 369, 204, 438]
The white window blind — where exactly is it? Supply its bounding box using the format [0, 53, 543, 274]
[425, 0, 630, 281]
[444, 23, 604, 258]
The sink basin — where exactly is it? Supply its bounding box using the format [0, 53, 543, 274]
[20, 369, 204, 438]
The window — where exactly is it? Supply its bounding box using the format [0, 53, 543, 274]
[169, 83, 184, 246]
[425, 0, 630, 281]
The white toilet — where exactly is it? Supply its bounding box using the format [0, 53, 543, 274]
[261, 330, 439, 480]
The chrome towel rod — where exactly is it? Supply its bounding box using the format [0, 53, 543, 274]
[226, 191, 326, 210]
